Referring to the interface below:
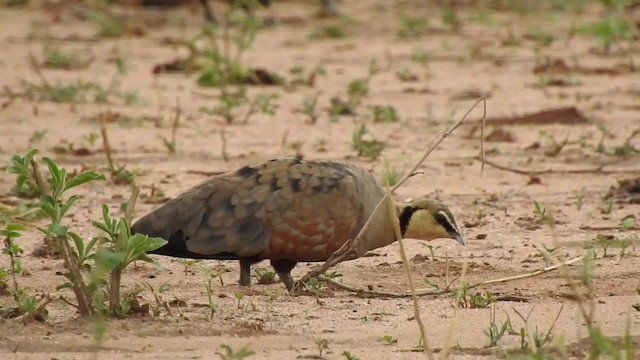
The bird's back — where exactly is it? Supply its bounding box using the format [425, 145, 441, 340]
[131, 157, 391, 262]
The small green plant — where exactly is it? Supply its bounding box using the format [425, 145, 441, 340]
[217, 343, 255, 360]
[99, 119, 135, 185]
[199, 265, 223, 319]
[1, 216, 45, 323]
[511, 306, 560, 350]
[577, 14, 634, 53]
[397, 15, 429, 39]
[87, 8, 125, 38]
[254, 268, 277, 285]
[533, 201, 552, 224]
[302, 96, 319, 124]
[91, 203, 168, 316]
[177, 259, 201, 275]
[420, 243, 440, 262]
[200, 91, 277, 124]
[42, 45, 88, 70]
[309, 16, 357, 40]
[620, 216, 636, 231]
[342, 351, 360, 360]
[382, 335, 398, 345]
[351, 124, 385, 160]
[455, 283, 495, 309]
[233, 290, 244, 310]
[371, 104, 399, 123]
[380, 163, 403, 187]
[303, 276, 325, 292]
[313, 337, 332, 358]
[441, 6, 459, 29]
[7, 149, 41, 198]
[484, 306, 509, 347]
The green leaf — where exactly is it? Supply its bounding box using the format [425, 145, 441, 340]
[129, 234, 167, 255]
[48, 223, 68, 236]
[59, 195, 79, 218]
[7, 223, 27, 232]
[94, 247, 124, 272]
[64, 171, 106, 191]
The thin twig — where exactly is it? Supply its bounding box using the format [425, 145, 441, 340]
[99, 114, 115, 172]
[385, 188, 434, 358]
[580, 225, 639, 231]
[170, 97, 181, 148]
[318, 254, 584, 298]
[475, 157, 639, 176]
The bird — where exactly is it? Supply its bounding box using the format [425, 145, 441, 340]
[131, 157, 465, 291]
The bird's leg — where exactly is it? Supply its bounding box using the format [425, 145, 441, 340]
[238, 257, 261, 286]
[270, 259, 298, 291]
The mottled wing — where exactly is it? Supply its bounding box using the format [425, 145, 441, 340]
[132, 158, 370, 261]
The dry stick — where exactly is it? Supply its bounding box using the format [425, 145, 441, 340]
[319, 254, 584, 298]
[440, 261, 468, 360]
[385, 188, 433, 358]
[170, 97, 181, 149]
[99, 115, 115, 172]
[294, 95, 489, 288]
[475, 157, 639, 176]
[580, 225, 640, 231]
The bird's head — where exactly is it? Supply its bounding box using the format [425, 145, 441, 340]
[398, 197, 465, 246]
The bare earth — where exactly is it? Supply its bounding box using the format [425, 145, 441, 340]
[0, 1, 639, 359]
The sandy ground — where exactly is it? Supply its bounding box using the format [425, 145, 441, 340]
[0, 1, 639, 359]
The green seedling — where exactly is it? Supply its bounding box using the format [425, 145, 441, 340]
[420, 243, 441, 262]
[233, 291, 244, 309]
[42, 45, 88, 70]
[621, 216, 636, 231]
[309, 16, 357, 40]
[511, 305, 561, 350]
[87, 8, 125, 38]
[302, 96, 319, 124]
[351, 124, 385, 160]
[254, 268, 277, 284]
[177, 259, 201, 275]
[313, 337, 332, 358]
[1, 216, 44, 323]
[6, 148, 41, 199]
[217, 343, 255, 360]
[382, 335, 398, 345]
[533, 201, 552, 224]
[380, 163, 403, 187]
[28, 129, 47, 145]
[371, 105, 399, 123]
[199, 265, 224, 319]
[397, 15, 429, 39]
[91, 204, 168, 316]
[484, 306, 509, 347]
[455, 283, 495, 309]
[342, 351, 360, 360]
[577, 14, 634, 53]
[441, 6, 459, 29]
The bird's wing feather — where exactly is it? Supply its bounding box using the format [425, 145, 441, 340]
[131, 158, 379, 261]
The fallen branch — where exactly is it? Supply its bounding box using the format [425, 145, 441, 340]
[474, 156, 639, 176]
[580, 225, 639, 231]
[292, 94, 489, 289]
[318, 254, 584, 298]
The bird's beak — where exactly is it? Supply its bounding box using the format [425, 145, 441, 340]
[452, 231, 465, 246]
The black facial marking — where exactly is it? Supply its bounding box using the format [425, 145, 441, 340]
[434, 212, 458, 237]
[399, 206, 417, 237]
[237, 165, 258, 178]
[289, 178, 302, 193]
